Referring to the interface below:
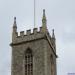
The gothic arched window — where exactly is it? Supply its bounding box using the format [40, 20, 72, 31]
[25, 48, 33, 75]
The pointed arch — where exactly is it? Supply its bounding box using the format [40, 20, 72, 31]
[24, 48, 33, 75]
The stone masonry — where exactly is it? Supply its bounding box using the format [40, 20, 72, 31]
[10, 9, 57, 75]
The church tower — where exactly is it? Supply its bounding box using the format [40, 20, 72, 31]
[10, 9, 57, 75]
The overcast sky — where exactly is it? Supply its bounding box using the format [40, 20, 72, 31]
[0, 0, 75, 75]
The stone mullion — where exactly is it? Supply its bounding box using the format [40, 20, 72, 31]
[27, 54, 28, 75]
[31, 56, 32, 75]
[28, 54, 31, 75]
[25, 55, 27, 75]
[28, 55, 30, 75]
[25, 51, 33, 75]
[31, 55, 33, 75]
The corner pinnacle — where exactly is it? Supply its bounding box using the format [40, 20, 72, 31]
[52, 29, 55, 38]
[13, 17, 17, 32]
[14, 17, 16, 25]
[42, 9, 47, 32]
[43, 9, 46, 19]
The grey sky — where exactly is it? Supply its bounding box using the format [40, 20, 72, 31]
[0, 0, 75, 75]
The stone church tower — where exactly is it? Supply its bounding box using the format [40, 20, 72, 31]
[10, 9, 57, 75]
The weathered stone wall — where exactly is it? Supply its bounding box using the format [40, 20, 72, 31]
[44, 39, 57, 75]
[12, 39, 48, 75]
[11, 27, 57, 75]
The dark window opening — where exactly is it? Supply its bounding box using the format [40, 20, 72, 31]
[25, 48, 33, 75]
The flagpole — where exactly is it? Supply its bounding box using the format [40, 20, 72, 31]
[34, 0, 35, 28]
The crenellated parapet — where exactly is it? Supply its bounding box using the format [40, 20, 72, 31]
[11, 9, 57, 75]
[11, 26, 56, 54]
[19, 27, 43, 36]
[12, 27, 48, 44]
[11, 9, 56, 53]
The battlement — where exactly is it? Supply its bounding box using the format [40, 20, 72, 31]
[16, 27, 43, 37]
[12, 26, 56, 55]
[20, 31, 24, 37]
[26, 29, 31, 35]
[12, 26, 56, 52]
[12, 27, 46, 44]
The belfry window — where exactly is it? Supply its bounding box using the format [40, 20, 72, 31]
[25, 48, 33, 75]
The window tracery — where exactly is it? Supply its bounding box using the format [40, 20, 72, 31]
[25, 48, 33, 75]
